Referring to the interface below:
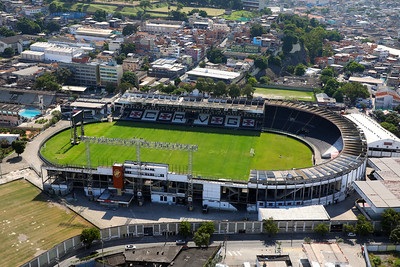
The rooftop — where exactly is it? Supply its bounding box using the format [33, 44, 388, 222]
[345, 113, 400, 147]
[303, 243, 349, 267]
[186, 67, 241, 80]
[258, 205, 330, 221]
[354, 180, 400, 209]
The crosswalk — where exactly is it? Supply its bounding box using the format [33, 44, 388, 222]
[226, 251, 242, 256]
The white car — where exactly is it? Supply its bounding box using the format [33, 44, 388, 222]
[125, 244, 136, 250]
[347, 232, 356, 237]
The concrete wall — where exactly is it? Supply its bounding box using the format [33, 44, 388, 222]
[21, 219, 356, 267]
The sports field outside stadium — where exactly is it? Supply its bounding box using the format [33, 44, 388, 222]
[41, 122, 313, 180]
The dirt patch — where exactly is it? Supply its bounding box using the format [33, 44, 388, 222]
[18, 234, 28, 242]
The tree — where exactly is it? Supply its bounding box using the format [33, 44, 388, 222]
[55, 68, 72, 85]
[12, 141, 25, 157]
[120, 43, 136, 55]
[242, 84, 255, 99]
[343, 224, 355, 234]
[206, 48, 226, 64]
[16, 18, 41, 34]
[105, 84, 114, 93]
[355, 214, 374, 236]
[341, 82, 369, 103]
[254, 56, 268, 70]
[140, 0, 151, 13]
[259, 76, 270, 84]
[263, 217, 279, 236]
[390, 226, 400, 244]
[198, 10, 207, 17]
[314, 223, 329, 236]
[294, 63, 306, 76]
[247, 77, 257, 86]
[344, 61, 365, 73]
[250, 23, 267, 37]
[80, 228, 100, 248]
[381, 122, 400, 136]
[121, 71, 137, 87]
[36, 37, 48, 42]
[193, 231, 210, 247]
[34, 73, 61, 91]
[198, 221, 215, 235]
[199, 61, 206, 68]
[45, 21, 60, 33]
[115, 53, 127, 64]
[228, 84, 241, 98]
[214, 81, 227, 96]
[179, 221, 191, 237]
[174, 77, 182, 87]
[113, 11, 123, 19]
[93, 10, 107, 22]
[196, 77, 206, 92]
[3, 47, 14, 58]
[118, 82, 132, 94]
[0, 27, 15, 37]
[123, 24, 137, 36]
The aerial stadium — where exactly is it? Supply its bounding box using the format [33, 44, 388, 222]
[40, 92, 368, 211]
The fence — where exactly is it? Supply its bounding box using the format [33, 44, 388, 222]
[21, 219, 353, 267]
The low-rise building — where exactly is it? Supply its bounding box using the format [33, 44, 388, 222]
[148, 58, 186, 79]
[375, 88, 400, 109]
[143, 20, 184, 34]
[74, 27, 115, 41]
[186, 67, 241, 84]
[0, 104, 21, 126]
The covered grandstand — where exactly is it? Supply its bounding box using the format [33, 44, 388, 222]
[42, 98, 368, 211]
[345, 113, 400, 157]
[0, 87, 56, 107]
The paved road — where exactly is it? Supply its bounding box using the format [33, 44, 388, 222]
[0, 120, 70, 188]
[59, 233, 370, 267]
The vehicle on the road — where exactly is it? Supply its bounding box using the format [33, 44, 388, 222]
[202, 204, 209, 213]
[125, 244, 136, 250]
[176, 240, 187, 245]
[347, 232, 356, 237]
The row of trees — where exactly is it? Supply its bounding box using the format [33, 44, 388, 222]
[318, 67, 369, 103]
[375, 110, 400, 137]
[16, 17, 60, 34]
[179, 221, 215, 247]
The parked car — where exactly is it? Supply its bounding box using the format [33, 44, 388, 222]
[176, 240, 187, 245]
[125, 244, 136, 250]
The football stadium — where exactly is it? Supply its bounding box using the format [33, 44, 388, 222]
[40, 92, 368, 211]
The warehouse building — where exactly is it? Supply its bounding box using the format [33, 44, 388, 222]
[345, 113, 400, 157]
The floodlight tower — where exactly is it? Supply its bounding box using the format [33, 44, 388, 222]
[80, 136, 198, 209]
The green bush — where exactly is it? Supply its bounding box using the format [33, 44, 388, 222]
[372, 256, 381, 266]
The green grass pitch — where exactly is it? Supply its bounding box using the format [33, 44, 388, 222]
[41, 122, 312, 180]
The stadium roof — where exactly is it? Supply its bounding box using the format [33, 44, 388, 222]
[258, 205, 330, 221]
[354, 180, 400, 209]
[345, 113, 400, 148]
[116, 92, 265, 113]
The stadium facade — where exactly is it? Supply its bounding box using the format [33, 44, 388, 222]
[42, 93, 368, 211]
